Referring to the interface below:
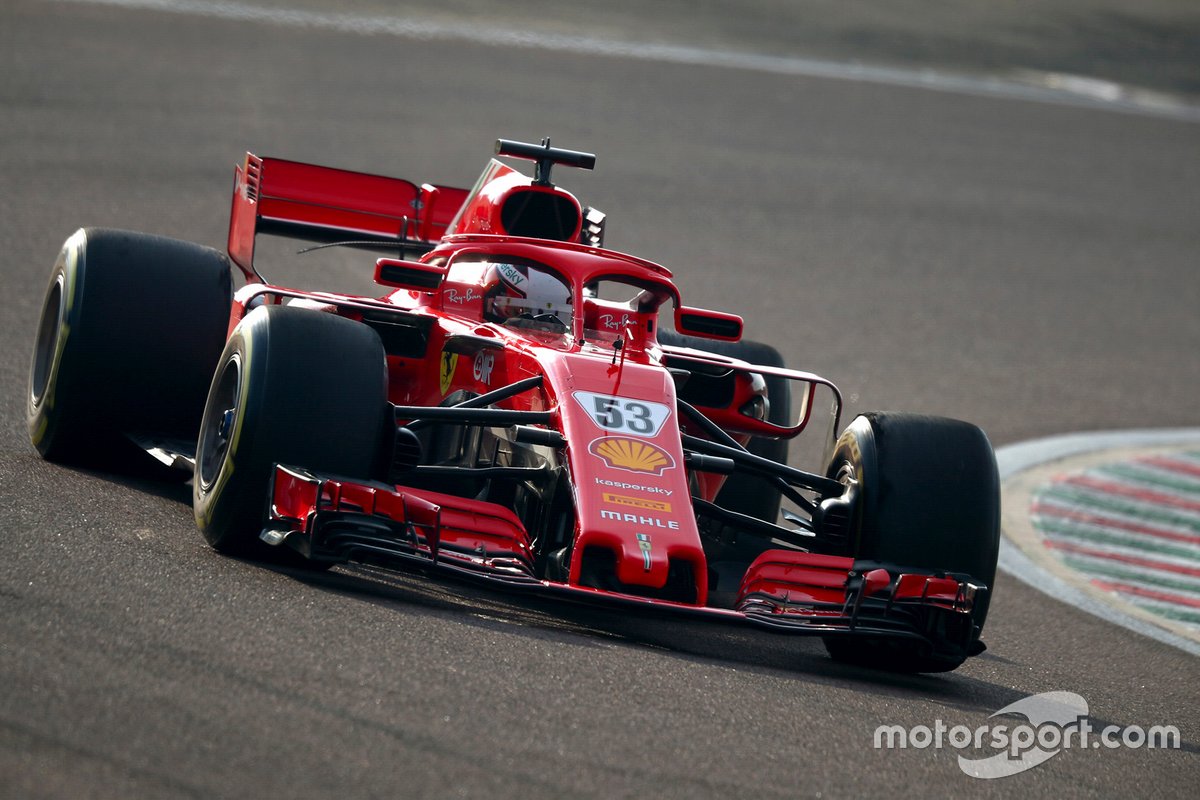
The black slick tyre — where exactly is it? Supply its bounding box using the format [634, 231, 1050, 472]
[821, 412, 1000, 673]
[193, 305, 388, 559]
[28, 227, 232, 468]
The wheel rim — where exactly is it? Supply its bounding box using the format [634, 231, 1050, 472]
[30, 276, 64, 407]
[198, 354, 241, 491]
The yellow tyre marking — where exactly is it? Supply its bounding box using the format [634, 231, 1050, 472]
[31, 236, 83, 446]
[196, 330, 252, 528]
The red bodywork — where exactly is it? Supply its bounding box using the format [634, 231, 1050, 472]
[223, 144, 982, 651]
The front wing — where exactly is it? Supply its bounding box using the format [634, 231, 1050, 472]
[268, 466, 986, 660]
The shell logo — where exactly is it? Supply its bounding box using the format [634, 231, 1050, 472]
[588, 436, 676, 475]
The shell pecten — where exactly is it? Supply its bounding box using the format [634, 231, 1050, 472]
[588, 436, 675, 475]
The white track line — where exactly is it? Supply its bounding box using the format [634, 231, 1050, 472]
[50, 0, 1200, 123]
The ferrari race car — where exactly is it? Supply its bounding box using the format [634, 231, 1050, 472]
[27, 139, 1000, 672]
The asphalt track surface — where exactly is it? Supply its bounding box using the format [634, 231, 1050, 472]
[2, 1, 1198, 797]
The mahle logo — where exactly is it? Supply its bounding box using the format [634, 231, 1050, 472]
[873, 691, 1180, 779]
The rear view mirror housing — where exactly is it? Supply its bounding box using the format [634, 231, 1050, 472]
[374, 258, 447, 292]
[674, 306, 743, 341]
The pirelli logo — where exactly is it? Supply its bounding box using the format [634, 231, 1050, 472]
[602, 493, 672, 513]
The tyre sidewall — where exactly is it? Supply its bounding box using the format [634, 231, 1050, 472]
[28, 232, 87, 458]
[193, 313, 270, 551]
[194, 305, 388, 555]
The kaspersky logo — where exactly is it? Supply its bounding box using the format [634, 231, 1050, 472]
[594, 478, 672, 496]
[496, 263, 525, 289]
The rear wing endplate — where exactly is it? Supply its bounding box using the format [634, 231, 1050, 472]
[227, 153, 468, 280]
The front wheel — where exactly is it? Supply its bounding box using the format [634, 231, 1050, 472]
[193, 305, 388, 559]
[822, 412, 1000, 672]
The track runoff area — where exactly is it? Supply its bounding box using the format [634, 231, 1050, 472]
[998, 429, 1200, 656]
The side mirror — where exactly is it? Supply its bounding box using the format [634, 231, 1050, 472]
[674, 305, 743, 341]
[374, 258, 447, 292]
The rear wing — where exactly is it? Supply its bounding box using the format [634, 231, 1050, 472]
[227, 153, 468, 280]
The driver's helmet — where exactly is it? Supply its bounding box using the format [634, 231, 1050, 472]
[482, 262, 572, 325]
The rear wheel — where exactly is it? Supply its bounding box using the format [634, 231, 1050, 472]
[193, 305, 388, 560]
[28, 228, 231, 469]
[821, 412, 1000, 672]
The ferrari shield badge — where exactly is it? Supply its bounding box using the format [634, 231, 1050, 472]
[439, 350, 458, 395]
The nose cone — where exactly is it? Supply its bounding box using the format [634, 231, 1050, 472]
[572, 526, 707, 605]
[616, 531, 667, 586]
[543, 344, 708, 604]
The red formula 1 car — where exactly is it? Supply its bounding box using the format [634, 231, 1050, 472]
[27, 139, 1000, 672]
